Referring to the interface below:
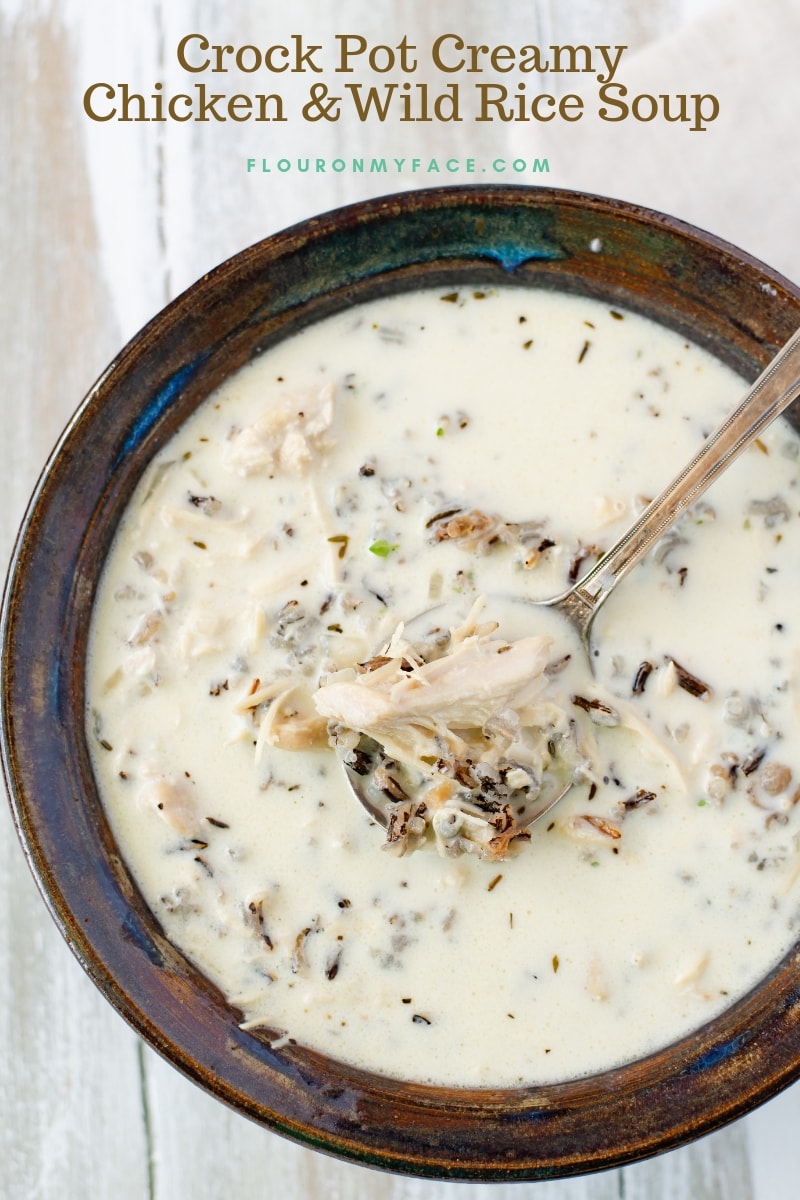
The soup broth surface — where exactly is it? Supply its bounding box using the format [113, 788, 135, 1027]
[88, 286, 800, 1086]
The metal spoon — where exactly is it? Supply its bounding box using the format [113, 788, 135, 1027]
[340, 326, 800, 832]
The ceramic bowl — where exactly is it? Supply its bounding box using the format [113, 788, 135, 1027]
[3, 186, 800, 1182]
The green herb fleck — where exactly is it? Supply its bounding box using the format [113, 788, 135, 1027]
[369, 539, 398, 558]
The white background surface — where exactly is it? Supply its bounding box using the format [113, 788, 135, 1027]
[3, 1, 800, 1196]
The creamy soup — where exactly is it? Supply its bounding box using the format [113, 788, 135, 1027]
[87, 286, 800, 1087]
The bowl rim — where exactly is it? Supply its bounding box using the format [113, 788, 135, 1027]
[4, 183, 800, 1181]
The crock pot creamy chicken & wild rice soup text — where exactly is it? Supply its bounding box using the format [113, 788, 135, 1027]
[87, 286, 800, 1087]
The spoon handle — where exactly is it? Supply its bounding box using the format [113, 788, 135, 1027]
[568, 326, 800, 627]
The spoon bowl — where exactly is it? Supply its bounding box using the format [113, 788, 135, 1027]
[337, 599, 579, 837]
[343, 732, 575, 832]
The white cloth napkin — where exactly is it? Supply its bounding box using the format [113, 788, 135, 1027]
[529, 0, 800, 286]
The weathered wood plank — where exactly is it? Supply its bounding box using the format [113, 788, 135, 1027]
[0, 7, 156, 1200]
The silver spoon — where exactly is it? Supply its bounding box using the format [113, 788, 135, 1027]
[340, 326, 800, 832]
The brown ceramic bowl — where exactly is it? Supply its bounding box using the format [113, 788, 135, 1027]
[3, 186, 800, 1181]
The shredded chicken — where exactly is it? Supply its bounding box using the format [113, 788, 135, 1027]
[257, 684, 329, 752]
[313, 600, 591, 858]
[222, 382, 335, 476]
[138, 775, 199, 835]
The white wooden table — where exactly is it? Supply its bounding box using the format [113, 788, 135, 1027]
[4, 1, 800, 1196]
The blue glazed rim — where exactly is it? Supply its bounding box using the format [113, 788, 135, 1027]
[3, 184, 800, 1180]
